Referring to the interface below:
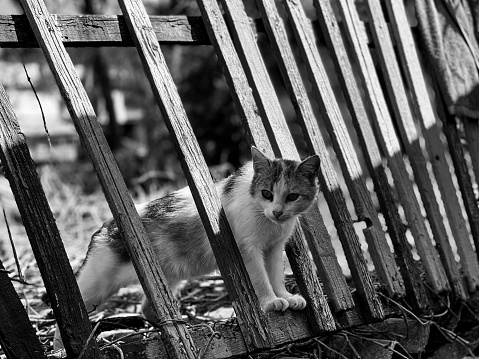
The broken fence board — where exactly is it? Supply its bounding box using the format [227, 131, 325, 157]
[0, 83, 99, 358]
[20, 0, 196, 357]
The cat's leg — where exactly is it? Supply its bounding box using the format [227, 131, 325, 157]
[140, 280, 181, 323]
[241, 247, 289, 312]
[264, 244, 306, 310]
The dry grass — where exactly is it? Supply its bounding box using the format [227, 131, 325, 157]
[0, 164, 240, 356]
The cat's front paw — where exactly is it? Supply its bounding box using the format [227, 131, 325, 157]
[262, 297, 289, 312]
[285, 294, 306, 310]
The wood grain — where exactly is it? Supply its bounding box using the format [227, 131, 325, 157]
[219, 0, 335, 333]
[282, 0, 384, 320]
[365, 0, 455, 296]
[19, 0, 197, 357]
[311, 0, 407, 299]
[119, 0, 274, 351]
[254, 0, 355, 315]
[334, 0, 447, 303]
[0, 83, 98, 357]
[385, 0, 474, 297]
[0, 14, 210, 47]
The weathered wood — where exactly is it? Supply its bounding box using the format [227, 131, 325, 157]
[311, 0, 407, 300]
[385, 0, 476, 296]
[437, 110, 479, 271]
[282, 0, 384, 321]
[97, 301, 403, 359]
[336, 0, 447, 300]
[119, 0, 273, 352]
[365, 0, 456, 296]
[0, 83, 99, 358]
[0, 258, 46, 358]
[218, 0, 335, 333]
[254, 0, 354, 314]
[19, 0, 196, 358]
[0, 14, 210, 47]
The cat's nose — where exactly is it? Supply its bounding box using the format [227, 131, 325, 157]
[273, 211, 283, 219]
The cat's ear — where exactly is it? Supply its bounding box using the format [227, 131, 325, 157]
[251, 146, 271, 172]
[296, 155, 321, 178]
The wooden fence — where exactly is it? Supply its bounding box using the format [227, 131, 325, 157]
[0, 0, 478, 357]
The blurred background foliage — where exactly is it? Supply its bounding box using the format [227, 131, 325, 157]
[1, 0, 316, 196]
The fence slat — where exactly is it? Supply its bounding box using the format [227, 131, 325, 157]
[333, 0, 440, 309]
[0, 83, 99, 358]
[19, 0, 197, 357]
[119, 0, 274, 351]
[436, 104, 479, 271]
[219, 0, 335, 333]
[282, 0, 384, 320]
[0, 245, 46, 357]
[384, 0, 475, 296]
[254, 0, 354, 314]
[311, 0, 410, 300]
[365, 0, 455, 295]
[0, 14, 210, 47]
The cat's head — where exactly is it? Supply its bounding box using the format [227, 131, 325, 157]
[249, 146, 320, 223]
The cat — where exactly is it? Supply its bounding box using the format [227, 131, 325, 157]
[54, 146, 320, 349]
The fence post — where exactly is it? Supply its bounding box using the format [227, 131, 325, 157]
[0, 83, 100, 357]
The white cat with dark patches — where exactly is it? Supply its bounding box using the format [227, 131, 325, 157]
[54, 147, 320, 349]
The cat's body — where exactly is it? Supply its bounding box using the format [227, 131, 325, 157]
[54, 147, 320, 349]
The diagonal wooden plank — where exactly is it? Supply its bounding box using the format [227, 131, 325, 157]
[253, 0, 354, 314]
[334, 0, 448, 303]
[219, 0, 335, 333]
[282, 0, 383, 320]
[0, 83, 97, 358]
[385, 0, 474, 297]
[365, 0, 454, 296]
[311, 0, 407, 299]
[118, 0, 273, 351]
[19, 0, 197, 357]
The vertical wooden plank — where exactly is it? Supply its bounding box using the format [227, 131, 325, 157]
[218, 0, 335, 333]
[365, 0, 456, 296]
[385, 0, 476, 295]
[254, 0, 354, 314]
[19, 1, 196, 358]
[0, 258, 46, 358]
[333, 0, 439, 307]
[282, 0, 384, 320]
[0, 84, 99, 358]
[118, 0, 273, 351]
[311, 0, 410, 299]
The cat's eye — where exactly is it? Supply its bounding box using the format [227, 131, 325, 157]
[286, 193, 300, 202]
[262, 190, 273, 201]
